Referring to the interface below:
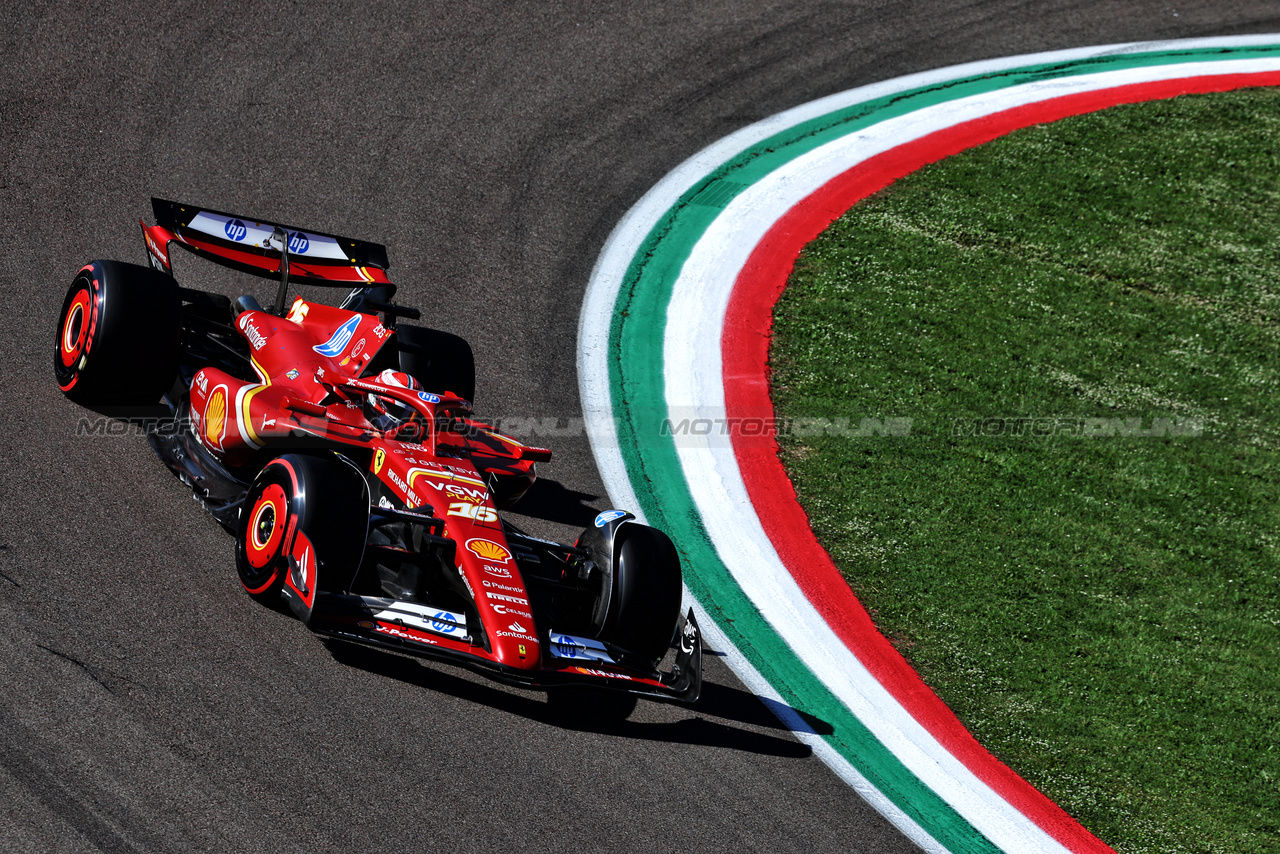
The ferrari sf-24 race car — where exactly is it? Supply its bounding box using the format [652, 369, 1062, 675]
[54, 199, 701, 704]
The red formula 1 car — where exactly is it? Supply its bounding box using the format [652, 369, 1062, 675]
[54, 199, 700, 704]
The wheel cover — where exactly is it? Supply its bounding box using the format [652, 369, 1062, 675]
[245, 483, 288, 569]
[59, 288, 91, 368]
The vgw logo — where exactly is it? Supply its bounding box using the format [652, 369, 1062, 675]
[224, 219, 248, 241]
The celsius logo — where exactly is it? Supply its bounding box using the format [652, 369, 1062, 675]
[224, 219, 248, 241]
[287, 231, 309, 254]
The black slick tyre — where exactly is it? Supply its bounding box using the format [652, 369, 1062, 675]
[54, 260, 180, 404]
[236, 455, 369, 612]
[601, 524, 684, 662]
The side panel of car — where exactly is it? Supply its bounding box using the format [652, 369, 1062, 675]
[234, 310, 331, 397]
[189, 367, 277, 467]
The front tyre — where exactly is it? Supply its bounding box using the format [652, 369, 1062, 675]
[54, 260, 180, 404]
[235, 455, 369, 617]
[237, 467, 294, 602]
[605, 524, 684, 662]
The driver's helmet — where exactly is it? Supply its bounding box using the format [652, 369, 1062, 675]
[365, 369, 425, 436]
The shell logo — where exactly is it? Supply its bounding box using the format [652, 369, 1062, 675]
[465, 538, 511, 564]
[205, 386, 228, 449]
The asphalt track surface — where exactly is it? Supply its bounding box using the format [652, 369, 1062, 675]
[2, 3, 1278, 852]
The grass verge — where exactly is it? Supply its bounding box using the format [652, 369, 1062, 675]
[770, 87, 1280, 854]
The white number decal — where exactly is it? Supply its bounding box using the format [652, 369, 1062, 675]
[447, 502, 497, 522]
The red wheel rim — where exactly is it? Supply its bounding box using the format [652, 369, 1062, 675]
[245, 483, 288, 569]
[60, 288, 91, 368]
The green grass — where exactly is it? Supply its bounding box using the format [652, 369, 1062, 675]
[769, 87, 1280, 854]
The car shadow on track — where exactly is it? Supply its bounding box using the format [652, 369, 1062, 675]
[506, 477, 603, 528]
[322, 639, 826, 758]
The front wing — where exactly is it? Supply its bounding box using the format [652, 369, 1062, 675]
[308, 594, 702, 705]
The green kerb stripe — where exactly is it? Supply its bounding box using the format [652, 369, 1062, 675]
[604, 43, 1280, 853]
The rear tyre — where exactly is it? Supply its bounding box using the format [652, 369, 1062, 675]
[236, 455, 369, 607]
[54, 260, 180, 404]
[396, 324, 476, 403]
[600, 524, 684, 662]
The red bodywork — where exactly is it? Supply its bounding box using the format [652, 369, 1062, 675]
[186, 296, 576, 673]
[119, 199, 699, 700]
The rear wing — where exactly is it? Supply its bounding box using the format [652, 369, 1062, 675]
[142, 198, 392, 287]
